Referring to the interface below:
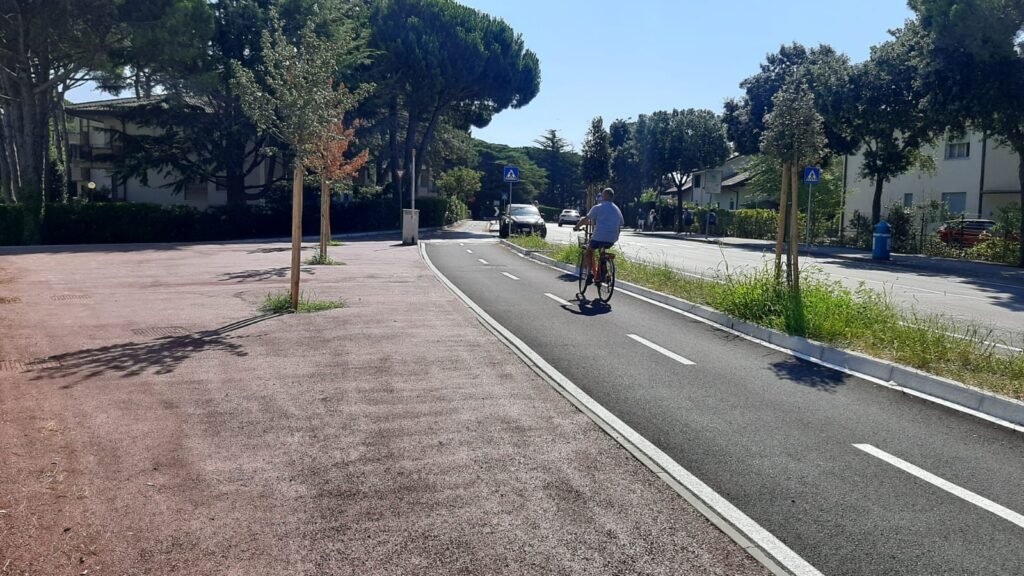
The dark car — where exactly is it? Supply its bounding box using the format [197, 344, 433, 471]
[937, 219, 996, 247]
[499, 204, 547, 239]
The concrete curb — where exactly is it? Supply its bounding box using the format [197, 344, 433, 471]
[501, 240, 1024, 430]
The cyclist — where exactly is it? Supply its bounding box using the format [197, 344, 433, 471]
[574, 187, 624, 285]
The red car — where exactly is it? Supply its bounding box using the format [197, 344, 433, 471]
[937, 219, 996, 247]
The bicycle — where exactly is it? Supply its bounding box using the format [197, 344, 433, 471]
[576, 234, 616, 303]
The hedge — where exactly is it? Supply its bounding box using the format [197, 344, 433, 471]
[0, 196, 449, 246]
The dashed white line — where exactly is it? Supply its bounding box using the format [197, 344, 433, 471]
[544, 293, 572, 306]
[478, 258, 489, 265]
[502, 272, 520, 281]
[627, 334, 696, 365]
[854, 444, 1024, 530]
[466, 249, 473, 254]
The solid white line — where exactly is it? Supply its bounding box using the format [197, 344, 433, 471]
[478, 258, 489, 265]
[544, 292, 571, 306]
[466, 249, 473, 254]
[502, 272, 520, 281]
[853, 444, 1024, 530]
[421, 244, 822, 576]
[628, 334, 696, 365]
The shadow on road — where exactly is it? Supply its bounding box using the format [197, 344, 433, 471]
[27, 314, 281, 385]
[218, 267, 315, 282]
[768, 357, 848, 392]
[561, 298, 612, 317]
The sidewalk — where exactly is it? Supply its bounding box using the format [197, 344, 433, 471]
[0, 233, 767, 574]
[634, 230, 1024, 283]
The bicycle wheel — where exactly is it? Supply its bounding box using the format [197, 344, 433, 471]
[577, 248, 588, 297]
[597, 257, 616, 303]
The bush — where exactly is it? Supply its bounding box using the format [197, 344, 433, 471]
[967, 235, 1021, 266]
[886, 203, 915, 253]
[0, 204, 24, 245]
[724, 209, 778, 239]
[537, 204, 560, 222]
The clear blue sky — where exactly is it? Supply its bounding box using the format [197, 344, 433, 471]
[68, 0, 914, 150]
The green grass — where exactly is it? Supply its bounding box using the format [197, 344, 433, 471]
[506, 237, 1024, 400]
[329, 240, 345, 247]
[260, 291, 345, 314]
[507, 234, 552, 251]
[305, 252, 344, 266]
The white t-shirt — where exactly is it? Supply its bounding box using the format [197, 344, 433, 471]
[588, 201, 624, 243]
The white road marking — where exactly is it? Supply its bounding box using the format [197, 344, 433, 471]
[459, 242, 465, 246]
[478, 258, 489, 265]
[420, 244, 823, 576]
[544, 293, 571, 306]
[466, 249, 473, 254]
[502, 272, 520, 281]
[628, 334, 696, 365]
[854, 444, 1024, 530]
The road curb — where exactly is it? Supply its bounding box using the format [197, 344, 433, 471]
[501, 240, 1024, 431]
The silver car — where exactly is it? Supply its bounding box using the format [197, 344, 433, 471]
[558, 209, 580, 227]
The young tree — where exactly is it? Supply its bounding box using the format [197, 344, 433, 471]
[847, 24, 937, 224]
[308, 119, 370, 262]
[581, 117, 611, 210]
[911, 0, 1024, 266]
[232, 15, 371, 309]
[761, 79, 827, 290]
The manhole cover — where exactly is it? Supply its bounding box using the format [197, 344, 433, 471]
[131, 326, 190, 338]
[51, 294, 92, 302]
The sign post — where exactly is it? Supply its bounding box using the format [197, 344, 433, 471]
[503, 165, 519, 217]
[803, 167, 821, 242]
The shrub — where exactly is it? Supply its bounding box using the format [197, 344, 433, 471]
[0, 204, 24, 245]
[967, 235, 1021, 266]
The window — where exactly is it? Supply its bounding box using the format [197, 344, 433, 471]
[942, 192, 967, 215]
[945, 142, 970, 159]
[185, 181, 209, 203]
[903, 193, 914, 208]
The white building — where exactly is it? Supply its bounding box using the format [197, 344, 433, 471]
[844, 132, 1022, 223]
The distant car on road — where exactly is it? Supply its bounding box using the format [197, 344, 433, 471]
[557, 209, 581, 227]
[937, 218, 996, 247]
[499, 204, 548, 239]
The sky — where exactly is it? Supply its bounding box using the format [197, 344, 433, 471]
[67, 0, 915, 150]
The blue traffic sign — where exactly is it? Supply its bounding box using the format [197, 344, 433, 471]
[803, 167, 822, 184]
[503, 166, 520, 182]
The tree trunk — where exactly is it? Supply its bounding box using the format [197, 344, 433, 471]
[290, 163, 304, 310]
[870, 177, 884, 225]
[320, 179, 330, 261]
[1017, 155, 1024, 268]
[775, 163, 790, 281]
[675, 186, 684, 233]
[226, 163, 246, 206]
[789, 161, 801, 293]
[388, 97, 401, 208]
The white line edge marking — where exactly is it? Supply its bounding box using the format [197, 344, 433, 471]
[510, 249, 1024, 435]
[853, 444, 1024, 530]
[628, 334, 696, 365]
[502, 272, 520, 281]
[544, 292, 571, 306]
[466, 249, 473, 254]
[420, 243, 822, 576]
[478, 258, 489, 265]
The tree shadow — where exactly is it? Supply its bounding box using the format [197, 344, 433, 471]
[246, 246, 315, 254]
[768, 357, 848, 393]
[26, 313, 281, 386]
[218, 267, 315, 282]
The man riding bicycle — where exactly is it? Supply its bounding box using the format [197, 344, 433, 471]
[574, 187, 624, 285]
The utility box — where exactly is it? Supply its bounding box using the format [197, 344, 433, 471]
[402, 209, 420, 245]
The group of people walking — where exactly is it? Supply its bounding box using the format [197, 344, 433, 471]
[635, 207, 717, 235]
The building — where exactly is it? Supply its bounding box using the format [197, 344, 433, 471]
[843, 132, 1022, 223]
[662, 155, 756, 209]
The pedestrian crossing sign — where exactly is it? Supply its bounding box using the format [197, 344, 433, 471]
[803, 167, 821, 184]
[503, 166, 520, 182]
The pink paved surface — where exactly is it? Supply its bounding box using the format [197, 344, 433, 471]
[0, 233, 768, 575]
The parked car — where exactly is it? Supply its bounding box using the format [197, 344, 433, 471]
[499, 204, 548, 239]
[937, 218, 996, 247]
[557, 209, 581, 227]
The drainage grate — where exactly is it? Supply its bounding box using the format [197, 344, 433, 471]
[131, 326, 190, 338]
[0, 360, 59, 373]
[51, 294, 93, 302]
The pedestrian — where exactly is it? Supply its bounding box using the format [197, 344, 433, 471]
[706, 209, 718, 237]
[682, 207, 694, 235]
[636, 207, 644, 232]
[648, 208, 657, 232]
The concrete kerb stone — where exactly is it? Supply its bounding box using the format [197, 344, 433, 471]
[505, 242, 1024, 430]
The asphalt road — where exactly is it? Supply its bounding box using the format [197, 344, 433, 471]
[544, 224, 1024, 346]
[426, 239, 1024, 576]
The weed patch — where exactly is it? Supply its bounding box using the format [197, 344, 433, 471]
[260, 291, 344, 314]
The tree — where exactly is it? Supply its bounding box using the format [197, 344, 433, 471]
[581, 116, 611, 210]
[761, 79, 826, 290]
[472, 139, 547, 209]
[847, 24, 937, 225]
[609, 118, 642, 205]
[724, 43, 855, 158]
[640, 109, 730, 232]
[911, 0, 1024, 266]
[232, 13, 371, 309]
[367, 0, 540, 200]
[532, 129, 570, 206]
[436, 167, 482, 202]
[308, 119, 370, 262]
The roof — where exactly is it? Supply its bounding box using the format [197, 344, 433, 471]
[66, 94, 212, 117]
[722, 172, 750, 187]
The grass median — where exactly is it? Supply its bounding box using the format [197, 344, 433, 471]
[509, 236, 1024, 400]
